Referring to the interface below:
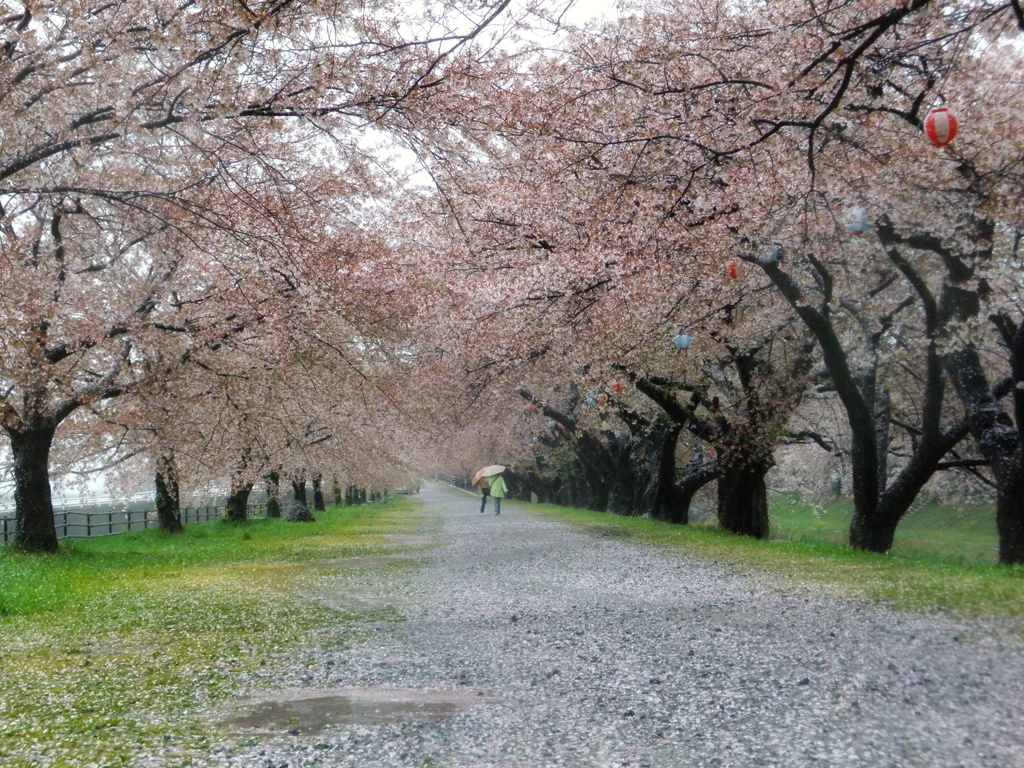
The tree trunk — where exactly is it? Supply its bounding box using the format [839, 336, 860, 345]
[646, 423, 715, 524]
[332, 477, 342, 506]
[154, 453, 183, 534]
[849, 506, 899, 553]
[996, 464, 1024, 564]
[312, 473, 326, 511]
[716, 462, 770, 539]
[633, 420, 678, 519]
[666, 463, 720, 525]
[874, 388, 891, 493]
[225, 482, 253, 523]
[572, 436, 614, 511]
[943, 345, 1024, 564]
[292, 478, 308, 508]
[9, 425, 59, 553]
[607, 433, 639, 514]
[264, 471, 282, 518]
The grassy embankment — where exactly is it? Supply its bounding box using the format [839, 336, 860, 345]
[527, 495, 1024, 622]
[0, 497, 428, 768]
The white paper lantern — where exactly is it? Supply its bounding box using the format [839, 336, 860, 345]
[846, 207, 871, 235]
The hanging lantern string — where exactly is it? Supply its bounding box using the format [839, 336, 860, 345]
[923, 25, 971, 120]
[669, 283, 776, 334]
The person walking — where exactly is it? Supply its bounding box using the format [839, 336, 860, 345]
[478, 477, 491, 513]
[488, 472, 507, 515]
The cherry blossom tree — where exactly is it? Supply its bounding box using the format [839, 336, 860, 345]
[412, 0, 1023, 561]
[0, 0, 530, 551]
[708, 0, 1024, 558]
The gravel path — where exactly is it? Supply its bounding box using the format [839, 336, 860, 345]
[214, 483, 1024, 768]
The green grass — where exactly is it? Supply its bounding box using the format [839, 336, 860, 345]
[769, 494, 1001, 564]
[0, 498, 428, 767]
[524, 498, 1024, 624]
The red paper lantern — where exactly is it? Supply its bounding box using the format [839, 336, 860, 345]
[614, 381, 622, 393]
[728, 262, 739, 279]
[924, 107, 957, 148]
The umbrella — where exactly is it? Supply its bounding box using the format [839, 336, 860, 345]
[472, 465, 506, 486]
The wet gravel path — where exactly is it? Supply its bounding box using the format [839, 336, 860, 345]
[215, 483, 1024, 768]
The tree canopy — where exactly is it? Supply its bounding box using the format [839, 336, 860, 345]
[2, 0, 1023, 561]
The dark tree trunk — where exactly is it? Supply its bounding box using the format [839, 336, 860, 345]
[670, 478, 699, 525]
[154, 454, 183, 534]
[572, 435, 614, 511]
[716, 462, 770, 539]
[518, 387, 620, 512]
[332, 477, 342, 506]
[651, 422, 683, 515]
[944, 344, 1024, 565]
[665, 463, 720, 525]
[996, 466, 1024, 564]
[630, 372, 769, 529]
[847, 423, 963, 555]
[264, 471, 282, 518]
[312, 474, 326, 511]
[225, 482, 253, 523]
[645, 422, 707, 524]
[766, 215, 1005, 557]
[849, 506, 898, 552]
[874, 388, 891, 491]
[607, 432, 640, 514]
[9, 424, 59, 553]
[292, 478, 308, 508]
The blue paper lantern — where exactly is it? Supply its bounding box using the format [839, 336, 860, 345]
[674, 333, 692, 350]
[757, 245, 780, 264]
[846, 207, 871, 235]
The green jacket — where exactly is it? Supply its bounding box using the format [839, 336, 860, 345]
[488, 474, 508, 499]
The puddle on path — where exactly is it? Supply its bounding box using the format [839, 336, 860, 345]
[223, 687, 490, 734]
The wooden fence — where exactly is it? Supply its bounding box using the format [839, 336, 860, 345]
[0, 503, 266, 546]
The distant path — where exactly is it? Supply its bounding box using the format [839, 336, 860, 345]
[218, 483, 1024, 768]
